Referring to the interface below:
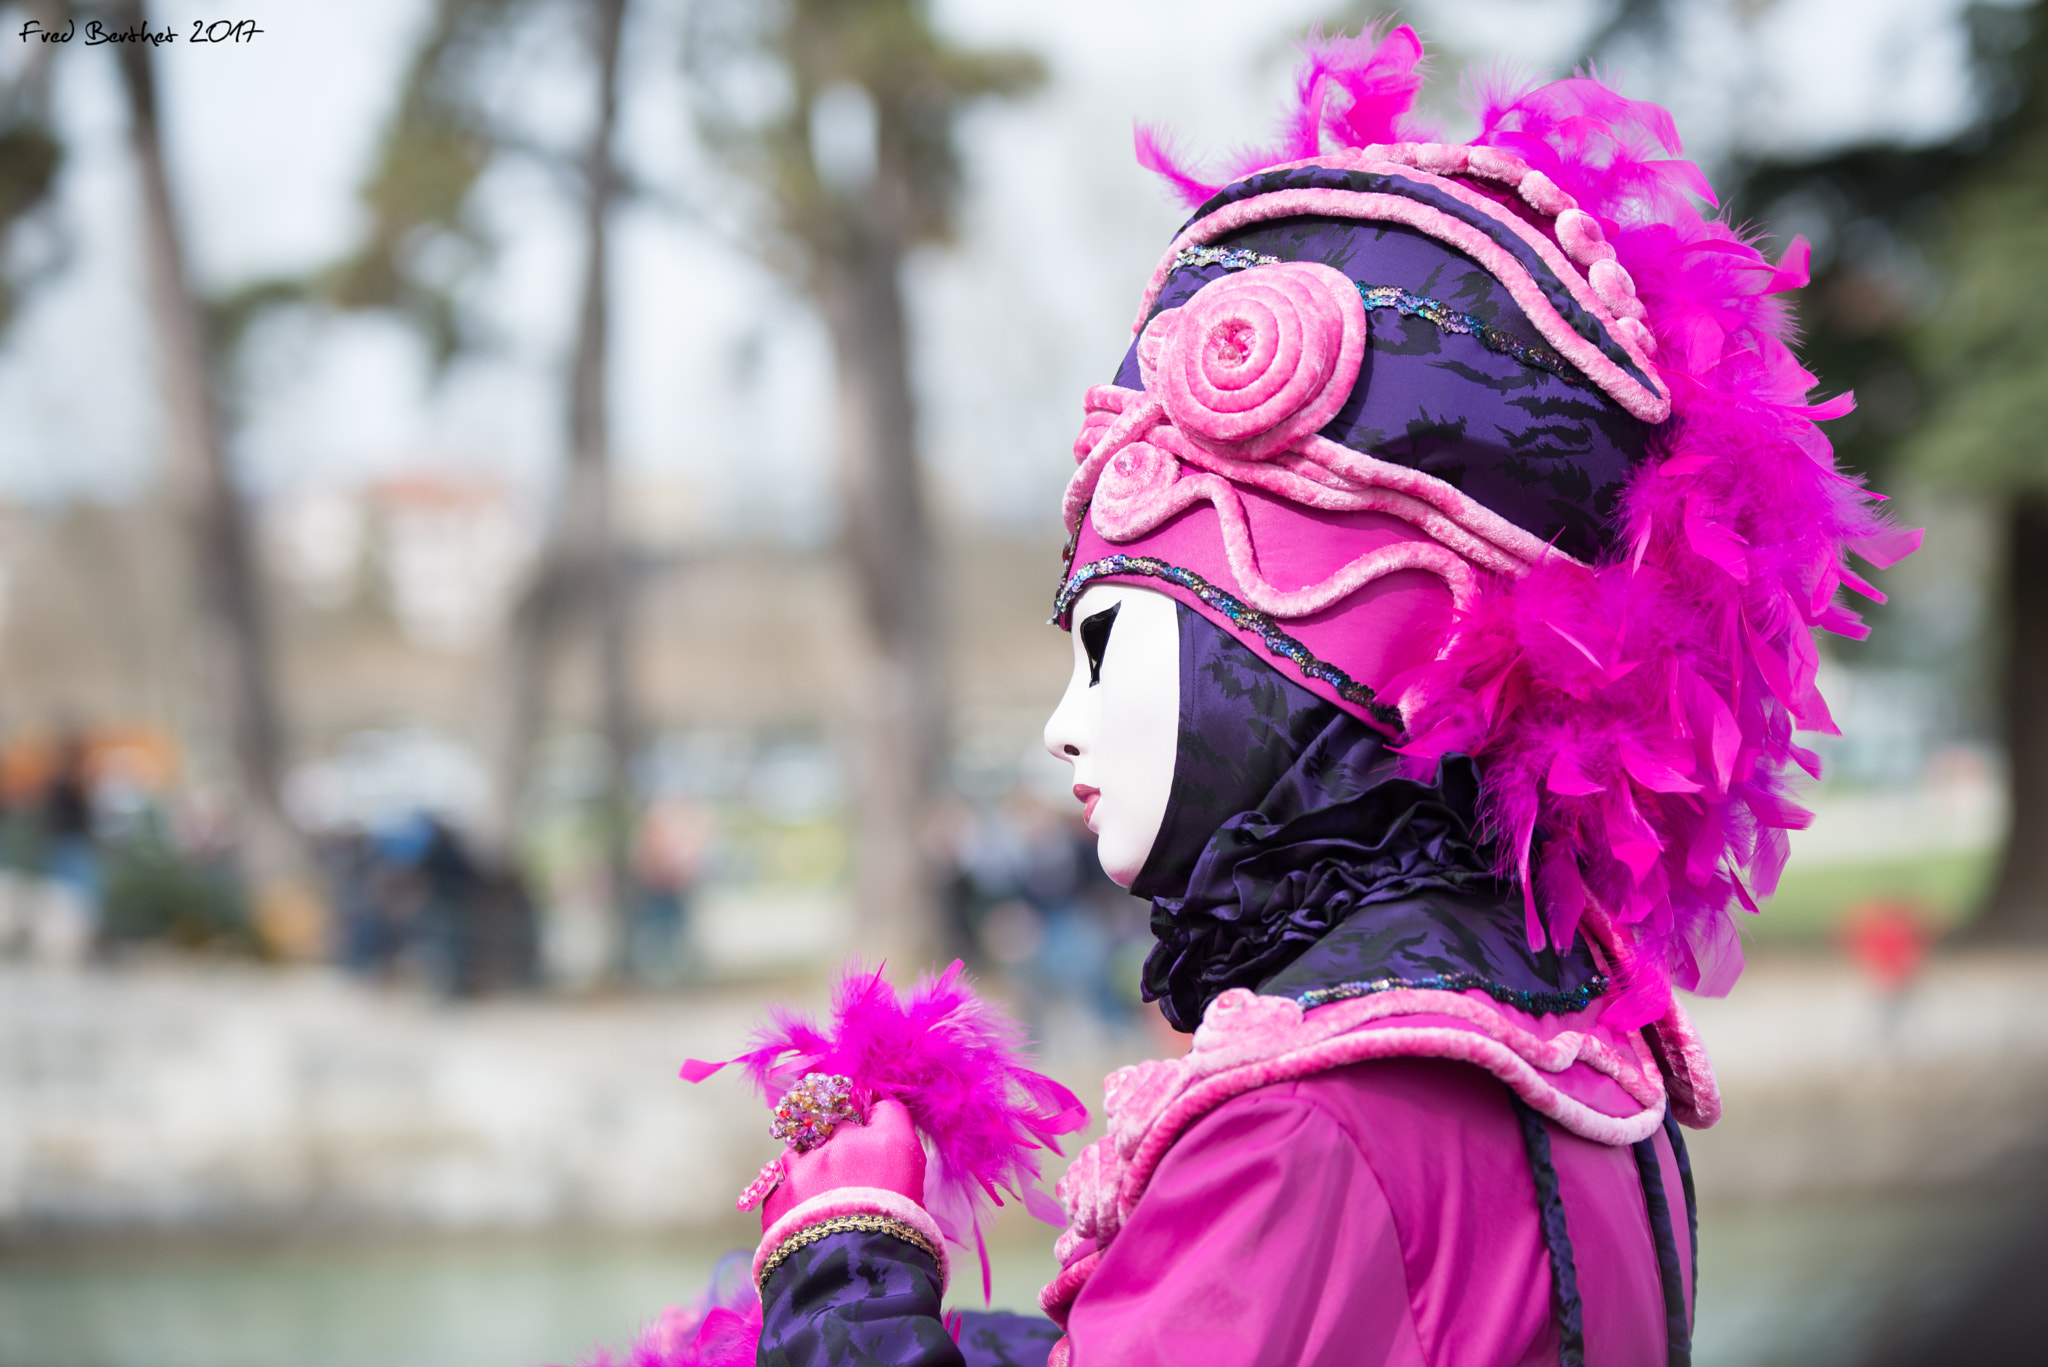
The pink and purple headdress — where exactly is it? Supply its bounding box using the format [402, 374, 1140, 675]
[1057, 25, 1919, 1028]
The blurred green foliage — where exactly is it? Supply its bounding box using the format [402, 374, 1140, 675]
[0, 1, 65, 332]
[203, 0, 535, 368]
[1734, 4, 2048, 935]
[1901, 27, 2048, 494]
[312, 0, 530, 366]
[0, 121, 59, 324]
[1755, 849, 1995, 943]
[99, 819, 258, 954]
[682, 0, 1045, 280]
[1734, 2, 2047, 495]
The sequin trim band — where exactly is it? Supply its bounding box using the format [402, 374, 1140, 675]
[1054, 554, 1404, 730]
[1293, 970, 1610, 1016]
[1171, 244, 1283, 272]
[1167, 243, 1583, 387]
[1356, 283, 1585, 387]
[756, 1213, 944, 1290]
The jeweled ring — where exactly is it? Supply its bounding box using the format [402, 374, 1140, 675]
[770, 1072, 859, 1153]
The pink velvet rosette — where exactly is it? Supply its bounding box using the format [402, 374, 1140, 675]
[1143, 260, 1368, 461]
[1088, 438, 1192, 542]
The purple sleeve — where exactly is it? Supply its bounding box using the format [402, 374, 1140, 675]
[757, 1227, 964, 1367]
[953, 1311, 1061, 1367]
[1063, 1087, 1426, 1367]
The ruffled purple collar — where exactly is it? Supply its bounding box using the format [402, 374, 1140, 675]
[1133, 607, 1597, 1031]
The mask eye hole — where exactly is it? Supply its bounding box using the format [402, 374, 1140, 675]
[1079, 602, 1120, 686]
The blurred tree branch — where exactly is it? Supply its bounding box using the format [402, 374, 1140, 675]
[316, 0, 518, 366]
[682, 0, 1043, 967]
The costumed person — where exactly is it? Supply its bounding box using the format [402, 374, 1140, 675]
[592, 23, 1918, 1367]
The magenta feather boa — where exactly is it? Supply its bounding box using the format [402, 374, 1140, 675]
[568, 1259, 760, 1367]
[1135, 25, 1919, 1029]
[686, 961, 1086, 1297]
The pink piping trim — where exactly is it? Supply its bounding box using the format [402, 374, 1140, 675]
[1141, 181, 1664, 418]
[1134, 179, 1670, 423]
[1115, 1024, 1668, 1227]
[1649, 995, 1721, 1129]
[1073, 385, 1568, 571]
[1207, 987, 1661, 1106]
[1067, 387, 1581, 620]
[1162, 433, 1525, 577]
[752, 1186, 950, 1291]
[1063, 391, 1163, 532]
[1289, 431, 1567, 566]
[1256, 145, 1512, 187]
[1581, 900, 1723, 1128]
[1109, 986, 1672, 1213]
[1038, 1249, 1101, 1324]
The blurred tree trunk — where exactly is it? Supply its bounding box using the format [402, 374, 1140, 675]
[817, 202, 943, 970]
[482, 0, 637, 976]
[1974, 493, 2048, 941]
[684, 0, 1038, 968]
[108, 0, 312, 903]
[0, 0, 66, 329]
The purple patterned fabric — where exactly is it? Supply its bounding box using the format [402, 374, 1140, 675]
[1113, 215, 1651, 563]
[1176, 163, 1662, 393]
[953, 1313, 1059, 1367]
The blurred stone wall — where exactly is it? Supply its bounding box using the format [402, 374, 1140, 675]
[1683, 951, 2048, 1199]
[7, 951, 2048, 1237]
[0, 963, 769, 1236]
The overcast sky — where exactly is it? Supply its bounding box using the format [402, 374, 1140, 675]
[0, 0, 1997, 535]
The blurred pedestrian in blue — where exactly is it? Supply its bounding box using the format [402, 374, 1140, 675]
[40, 732, 102, 946]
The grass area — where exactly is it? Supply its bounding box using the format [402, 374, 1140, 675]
[1752, 848, 1997, 943]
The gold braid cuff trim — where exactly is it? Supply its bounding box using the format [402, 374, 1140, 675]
[756, 1214, 944, 1289]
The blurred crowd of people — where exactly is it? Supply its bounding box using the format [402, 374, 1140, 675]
[0, 732, 107, 965]
[0, 723, 738, 1002]
[0, 722, 1159, 1045]
[939, 789, 1157, 1051]
[0, 721, 1959, 1063]
[321, 816, 538, 997]
[0, 727, 545, 996]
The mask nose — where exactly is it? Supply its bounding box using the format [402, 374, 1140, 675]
[1044, 665, 1091, 765]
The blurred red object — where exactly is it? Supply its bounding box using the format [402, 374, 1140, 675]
[1839, 899, 1931, 991]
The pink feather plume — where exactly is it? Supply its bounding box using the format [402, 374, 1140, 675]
[1135, 21, 1434, 208]
[569, 1261, 761, 1367]
[686, 961, 1087, 1301]
[1387, 80, 1917, 1028]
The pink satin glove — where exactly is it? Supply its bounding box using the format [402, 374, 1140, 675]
[760, 1097, 927, 1230]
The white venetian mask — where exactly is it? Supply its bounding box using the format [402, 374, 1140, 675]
[1043, 584, 1181, 887]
